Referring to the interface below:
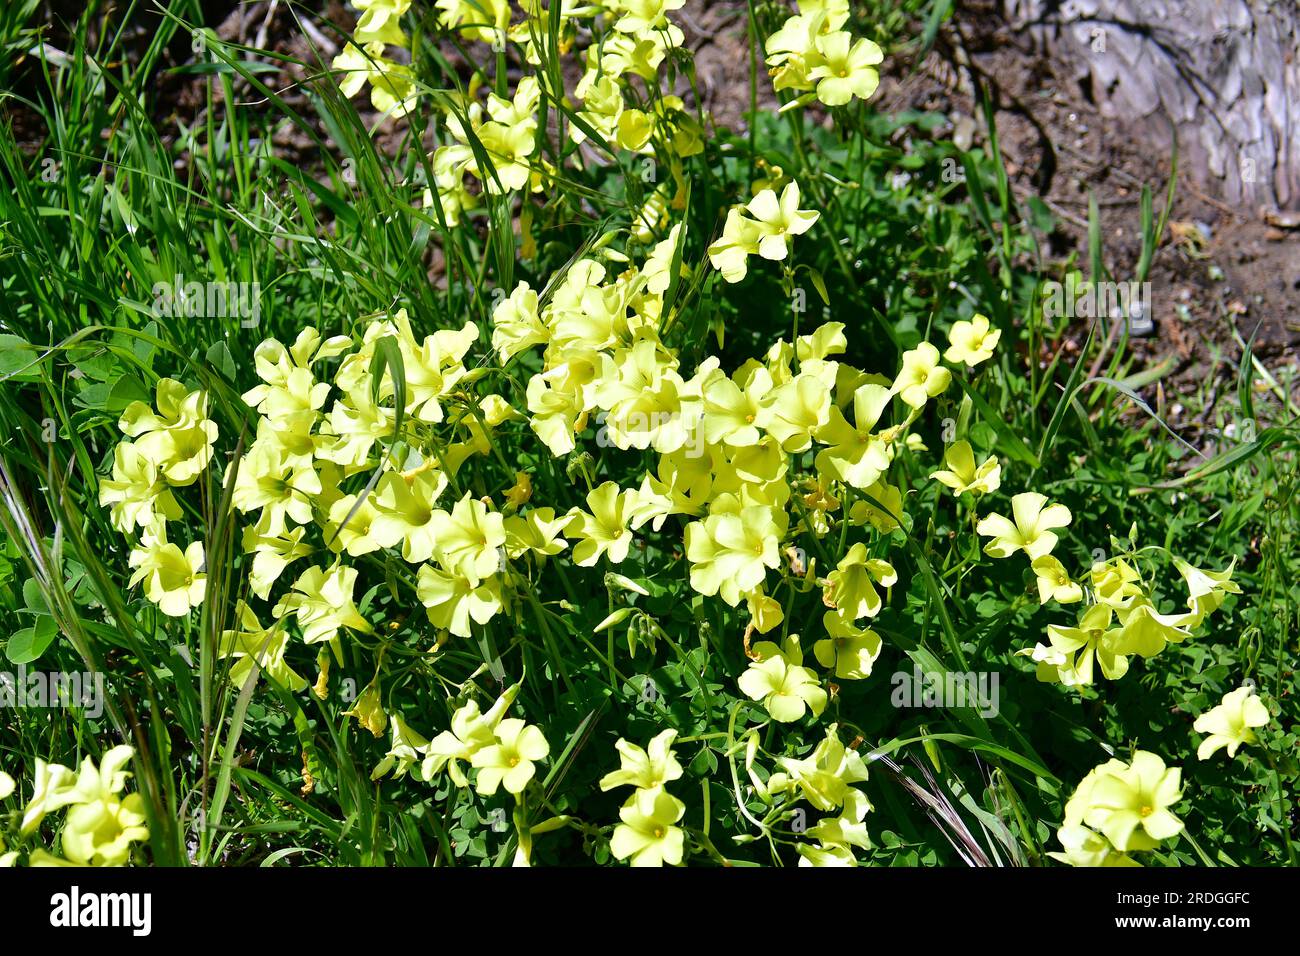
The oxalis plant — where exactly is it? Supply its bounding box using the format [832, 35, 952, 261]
[0, 0, 1294, 869]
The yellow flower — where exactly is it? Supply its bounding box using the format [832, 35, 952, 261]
[976, 491, 1071, 559]
[370, 469, 449, 565]
[371, 714, 431, 781]
[127, 522, 206, 617]
[477, 119, 537, 193]
[944, 314, 1001, 366]
[613, 0, 685, 35]
[425, 685, 519, 786]
[930, 440, 1000, 496]
[1049, 822, 1140, 867]
[1049, 765, 1140, 866]
[1172, 555, 1241, 623]
[823, 543, 896, 620]
[615, 108, 654, 152]
[573, 74, 624, 146]
[326, 492, 383, 558]
[273, 562, 372, 644]
[1113, 598, 1192, 658]
[1080, 751, 1184, 852]
[743, 180, 820, 261]
[432, 492, 507, 580]
[594, 341, 693, 453]
[813, 382, 892, 489]
[684, 505, 782, 606]
[503, 471, 533, 510]
[98, 442, 182, 533]
[806, 31, 882, 107]
[394, 323, 478, 427]
[435, 0, 511, 43]
[343, 681, 388, 737]
[243, 513, 312, 599]
[1193, 685, 1270, 760]
[1019, 602, 1128, 685]
[737, 635, 827, 723]
[470, 718, 549, 795]
[1090, 557, 1144, 610]
[368, 59, 419, 118]
[758, 372, 831, 452]
[765, 12, 832, 93]
[794, 799, 871, 861]
[503, 507, 570, 558]
[1030, 555, 1082, 604]
[813, 611, 882, 679]
[707, 208, 761, 283]
[416, 559, 503, 637]
[219, 601, 307, 691]
[847, 479, 904, 533]
[891, 342, 951, 408]
[702, 366, 773, 448]
[599, 730, 684, 792]
[423, 151, 478, 227]
[317, 381, 396, 470]
[796, 321, 848, 362]
[119, 378, 218, 485]
[331, 41, 378, 99]
[241, 337, 334, 420]
[355, 0, 411, 31]
[767, 723, 869, 810]
[610, 785, 686, 867]
[231, 443, 321, 533]
[745, 586, 785, 633]
[56, 746, 149, 866]
[491, 282, 548, 361]
[526, 354, 598, 457]
[20, 759, 79, 835]
[567, 482, 639, 566]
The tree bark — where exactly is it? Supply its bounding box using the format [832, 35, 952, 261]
[1003, 0, 1300, 219]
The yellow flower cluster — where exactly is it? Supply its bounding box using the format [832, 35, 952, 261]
[98, 378, 217, 617]
[374, 680, 550, 799]
[333, 0, 704, 228]
[493, 230, 977, 672]
[2, 746, 148, 867]
[572, 0, 703, 159]
[426, 76, 546, 227]
[708, 181, 820, 283]
[1017, 552, 1241, 688]
[765, 0, 884, 110]
[1037, 561, 1263, 865]
[92, 253, 1256, 869]
[213, 315, 568, 691]
[331, 0, 419, 118]
[745, 724, 872, 866]
[600, 729, 686, 866]
[1050, 750, 1182, 867]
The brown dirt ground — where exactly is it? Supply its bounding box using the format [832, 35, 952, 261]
[868, 2, 1298, 437]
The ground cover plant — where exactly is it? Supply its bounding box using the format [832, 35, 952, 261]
[0, 0, 1296, 868]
